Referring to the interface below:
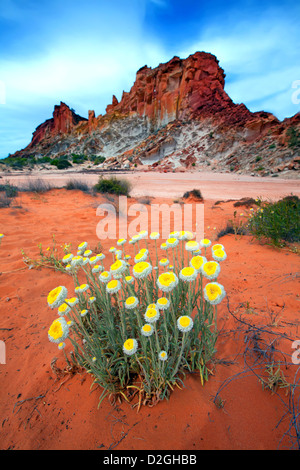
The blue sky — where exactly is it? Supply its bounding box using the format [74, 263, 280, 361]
[0, 0, 299, 158]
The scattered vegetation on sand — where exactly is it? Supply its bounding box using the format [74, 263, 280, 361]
[21, 236, 71, 272]
[217, 211, 248, 240]
[64, 179, 91, 193]
[21, 178, 53, 193]
[1, 153, 106, 170]
[248, 195, 300, 246]
[45, 232, 227, 408]
[0, 181, 19, 207]
[93, 176, 132, 196]
[182, 189, 203, 201]
[50, 157, 72, 170]
[233, 197, 257, 208]
[1, 155, 37, 169]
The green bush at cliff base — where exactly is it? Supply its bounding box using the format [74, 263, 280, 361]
[248, 195, 300, 246]
[93, 176, 131, 196]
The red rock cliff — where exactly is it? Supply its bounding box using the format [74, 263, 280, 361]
[30, 102, 87, 147]
[103, 52, 236, 126]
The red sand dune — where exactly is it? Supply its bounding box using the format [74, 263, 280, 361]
[0, 174, 299, 450]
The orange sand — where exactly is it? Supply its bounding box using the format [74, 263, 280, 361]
[0, 175, 299, 450]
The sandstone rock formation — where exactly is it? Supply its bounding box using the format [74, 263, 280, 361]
[30, 102, 87, 147]
[9, 52, 300, 176]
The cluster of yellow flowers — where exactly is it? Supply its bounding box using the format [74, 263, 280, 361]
[46, 230, 227, 402]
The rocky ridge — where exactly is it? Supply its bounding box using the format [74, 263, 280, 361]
[9, 51, 300, 176]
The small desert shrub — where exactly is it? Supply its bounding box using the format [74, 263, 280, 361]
[22, 236, 71, 272]
[21, 178, 53, 193]
[93, 176, 131, 196]
[233, 197, 257, 208]
[2, 155, 36, 169]
[50, 157, 72, 169]
[0, 181, 18, 198]
[0, 193, 13, 207]
[217, 215, 248, 239]
[37, 156, 52, 164]
[65, 179, 90, 192]
[46, 233, 227, 407]
[248, 195, 300, 246]
[182, 189, 203, 200]
[92, 156, 106, 165]
[71, 154, 88, 165]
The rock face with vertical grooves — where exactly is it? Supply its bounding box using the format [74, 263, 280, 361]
[9, 52, 300, 176]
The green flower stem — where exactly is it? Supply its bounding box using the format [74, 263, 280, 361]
[153, 322, 161, 353]
[214, 305, 218, 332]
[144, 278, 152, 305]
[187, 282, 192, 316]
[162, 310, 169, 351]
[172, 248, 176, 271]
[116, 294, 126, 341]
[175, 245, 181, 273]
[134, 353, 151, 391]
[171, 332, 186, 380]
[168, 291, 178, 344]
[154, 240, 159, 267]
[62, 347, 71, 367]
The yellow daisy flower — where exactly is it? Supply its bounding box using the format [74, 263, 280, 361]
[83, 249, 92, 257]
[166, 237, 179, 248]
[159, 258, 169, 267]
[125, 275, 134, 284]
[201, 261, 220, 280]
[47, 286, 68, 309]
[106, 279, 121, 294]
[212, 248, 227, 262]
[132, 261, 152, 279]
[144, 307, 160, 323]
[158, 350, 168, 361]
[92, 264, 103, 273]
[177, 315, 193, 333]
[138, 230, 148, 239]
[185, 240, 199, 252]
[48, 317, 69, 344]
[125, 296, 139, 309]
[157, 271, 178, 292]
[212, 243, 224, 252]
[65, 297, 79, 307]
[57, 302, 71, 316]
[200, 238, 211, 248]
[150, 232, 160, 240]
[62, 253, 73, 264]
[179, 266, 197, 282]
[71, 255, 84, 267]
[189, 255, 207, 272]
[123, 338, 138, 356]
[99, 271, 112, 283]
[203, 282, 226, 305]
[75, 283, 89, 294]
[110, 259, 127, 276]
[134, 251, 148, 263]
[78, 241, 88, 251]
[156, 297, 170, 310]
[141, 324, 154, 337]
